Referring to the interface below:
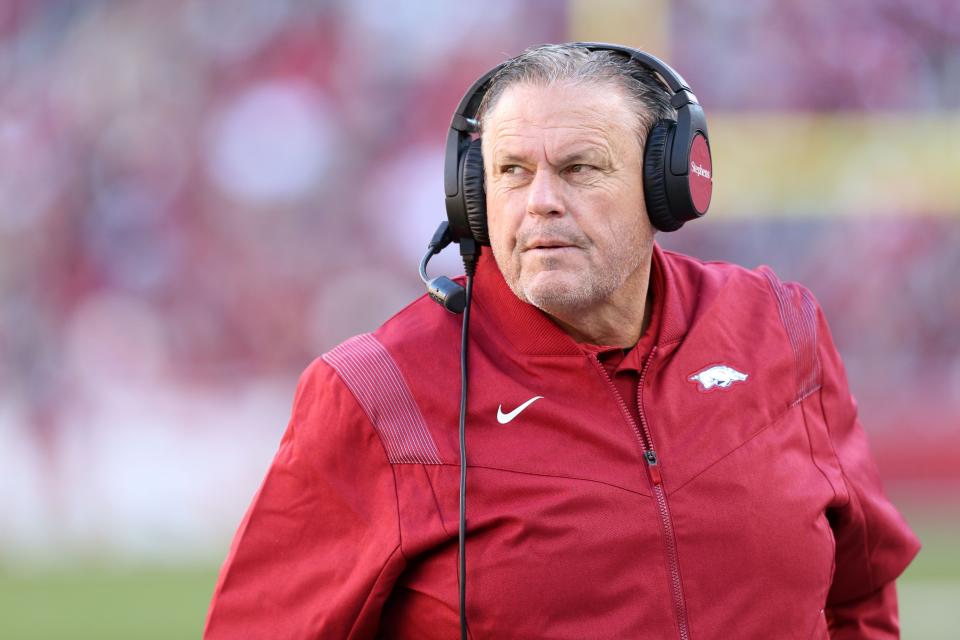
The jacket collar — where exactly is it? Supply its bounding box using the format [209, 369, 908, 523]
[472, 242, 688, 356]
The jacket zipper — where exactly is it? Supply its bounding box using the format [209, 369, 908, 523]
[590, 346, 691, 640]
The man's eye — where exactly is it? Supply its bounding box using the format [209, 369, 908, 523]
[567, 164, 594, 174]
[500, 165, 523, 175]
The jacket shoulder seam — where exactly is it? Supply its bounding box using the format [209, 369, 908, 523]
[323, 333, 443, 465]
[759, 267, 823, 404]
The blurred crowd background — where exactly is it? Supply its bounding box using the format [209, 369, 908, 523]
[1, 0, 958, 638]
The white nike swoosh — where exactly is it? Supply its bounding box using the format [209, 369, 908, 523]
[497, 396, 544, 424]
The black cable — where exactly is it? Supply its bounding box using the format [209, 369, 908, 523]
[420, 221, 452, 282]
[419, 226, 476, 638]
[418, 246, 433, 284]
[458, 272, 473, 640]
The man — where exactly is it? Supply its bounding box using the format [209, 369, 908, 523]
[205, 44, 920, 639]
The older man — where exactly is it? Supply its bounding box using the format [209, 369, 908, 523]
[205, 43, 919, 639]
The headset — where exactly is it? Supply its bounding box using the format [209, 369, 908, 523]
[418, 42, 712, 639]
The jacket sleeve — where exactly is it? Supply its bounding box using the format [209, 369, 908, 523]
[204, 358, 406, 640]
[826, 582, 900, 639]
[810, 296, 921, 638]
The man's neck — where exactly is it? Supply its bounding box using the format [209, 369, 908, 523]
[544, 263, 653, 348]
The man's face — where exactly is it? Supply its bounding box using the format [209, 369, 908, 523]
[482, 80, 655, 317]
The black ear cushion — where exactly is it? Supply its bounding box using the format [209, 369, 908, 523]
[643, 121, 683, 232]
[461, 139, 489, 245]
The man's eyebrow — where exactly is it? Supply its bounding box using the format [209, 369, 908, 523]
[492, 148, 609, 166]
[492, 153, 529, 166]
[554, 149, 608, 166]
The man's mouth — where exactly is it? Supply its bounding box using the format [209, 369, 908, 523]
[524, 239, 576, 251]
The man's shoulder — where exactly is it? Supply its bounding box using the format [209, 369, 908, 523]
[658, 247, 818, 325]
[660, 247, 775, 288]
[375, 287, 465, 349]
[315, 289, 462, 383]
[304, 291, 458, 463]
[659, 247, 784, 299]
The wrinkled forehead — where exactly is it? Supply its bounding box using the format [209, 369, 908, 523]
[481, 80, 641, 158]
[480, 78, 639, 135]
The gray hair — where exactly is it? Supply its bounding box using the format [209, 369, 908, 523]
[476, 43, 677, 146]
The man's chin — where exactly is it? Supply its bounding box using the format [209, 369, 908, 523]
[519, 273, 593, 312]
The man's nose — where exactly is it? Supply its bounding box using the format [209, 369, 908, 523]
[526, 168, 564, 217]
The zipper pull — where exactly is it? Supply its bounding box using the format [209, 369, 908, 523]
[644, 450, 663, 485]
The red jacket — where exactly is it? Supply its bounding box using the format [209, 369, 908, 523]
[205, 245, 920, 639]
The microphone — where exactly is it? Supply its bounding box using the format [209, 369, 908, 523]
[420, 221, 467, 313]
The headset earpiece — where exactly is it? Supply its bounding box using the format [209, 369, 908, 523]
[645, 97, 713, 231]
[642, 120, 680, 231]
[460, 139, 489, 245]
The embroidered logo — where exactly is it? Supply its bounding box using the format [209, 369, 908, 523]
[497, 396, 544, 424]
[689, 365, 748, 391]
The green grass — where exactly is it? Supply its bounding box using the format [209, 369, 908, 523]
[0, 564, 220, 640]
[0, 515, 956, 639]
[896, 514, 960, 640]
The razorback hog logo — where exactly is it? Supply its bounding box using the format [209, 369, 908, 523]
[689, 365, 748, 391]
